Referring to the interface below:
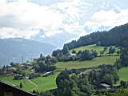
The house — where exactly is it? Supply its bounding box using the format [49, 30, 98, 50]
[43, 71, 53, 77]
[100, 83, 111, 90]
[0, 81, 37, 96]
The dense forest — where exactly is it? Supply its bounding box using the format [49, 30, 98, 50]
[63, 23, 128, 50]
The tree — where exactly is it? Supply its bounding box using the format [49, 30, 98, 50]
[108, 47, 115, 54]
[20, 82, 23, 88]
[72, 50, 76, 54]
[63, 45, 69, 55]
[52, 49, 63, 58]
[39, 54, 45, 60]
[91, 50, 98, 57]
[79, 50, 95, 60]
[120, 48, 128, 67]
[108, 89, 128, 96]
[77, 50, 82, 55]
[104, 47, 107, 52]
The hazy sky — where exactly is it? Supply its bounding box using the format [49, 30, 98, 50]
[0, 0, 128, 47]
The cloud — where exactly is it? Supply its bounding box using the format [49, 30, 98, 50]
[85, 9, 128, 31]
[0, 0, 128, 47]
[0, 27, 39, 39]
[0, 0, 88, 39]
[0, 1, 65, 38]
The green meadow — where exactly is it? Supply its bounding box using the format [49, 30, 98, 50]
[0, 73, 58, 93]
[55, 56, 119, 70]
[0, 45, 120, 93]
[118, 67, 128, 81]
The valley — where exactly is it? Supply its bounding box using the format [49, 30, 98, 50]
[0, 44, 119, 93]
[0, 23, 128, 96]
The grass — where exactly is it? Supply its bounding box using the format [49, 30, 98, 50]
[71, 44, 105, 53]
[71, 44, 119, 56]
[0, 73, 58, 93]
[118, 67, 128, 81]
[32, 72, 58, 92]
[55, 56, 119, 70]
[0, 56, 118, 93]
[0, 76, 36, 91]
[0, 44, 120, 93]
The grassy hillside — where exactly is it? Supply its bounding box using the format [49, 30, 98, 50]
[71, 44, 104, 53]
[71, 44, 119, 55]
[0, 45, 119, 93]
[118, 67, 128, 81]
[56, 56, 119, 70]
[0, 73, 58, 92]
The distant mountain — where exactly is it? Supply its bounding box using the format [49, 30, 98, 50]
[63, 23, 128, 49]
[0, 38, 55, 66]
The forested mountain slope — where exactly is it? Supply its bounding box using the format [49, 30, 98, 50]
[64, 23, 128, 49]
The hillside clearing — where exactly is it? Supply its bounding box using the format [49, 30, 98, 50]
[71, 44, 119, 56]
[56, 56, 119, 70]
[118, 67, 128, 81]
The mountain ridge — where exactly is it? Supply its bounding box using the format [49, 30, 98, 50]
[0, 38, 55, 66]
[63, 23, 128, 50]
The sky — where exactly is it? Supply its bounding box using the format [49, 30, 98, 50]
[0, 0, 128, 48]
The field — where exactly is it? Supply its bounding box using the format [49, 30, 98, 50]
[71, 44, 119, 55]
[55, 56, 119, 70]
[0, 73, 58, 93]
[0, 56, 119, 92]
[71, 44, 105, 53]
[118, 67, 128, 81]
[0, 45, 120, 93]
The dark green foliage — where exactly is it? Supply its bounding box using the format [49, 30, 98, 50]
[120, 81, 128, 88]
[52, 48, 97, 62]
[34, 60, 56, 73]
[108, 47, 115, 54]
[120, 48, 128, 67]
[33, 55, 56, 73]
[89, 65, 119, 88]
[79, 50, 95, 60]
[20, 82, 23, 88]
[62, 45, 69, 55]
[108, 90, 128, 96]
[72, 50, 76, 54]
[55, 70, 94, 96]
[64, 23, 128, 50]
[52, 49, 63, 57]
[117, 50, 120, 55]
[92, 50, 98, 57]
[52, 64, 119, 96]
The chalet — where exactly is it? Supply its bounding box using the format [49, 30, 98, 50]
[43, 71, 53, 77]
[0, 81, 37, 96]
[100, 83, 111, 90]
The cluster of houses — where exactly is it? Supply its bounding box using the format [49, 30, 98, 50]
[1, 63, 53, 80]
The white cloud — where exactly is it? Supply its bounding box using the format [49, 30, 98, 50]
[0, 0, 128, 46]
[86, 10, 128, 31]
[0, 0, 89, 39]
[0, 1, 65, 38]
[0, 27, 39, 39]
